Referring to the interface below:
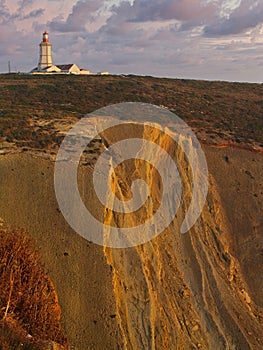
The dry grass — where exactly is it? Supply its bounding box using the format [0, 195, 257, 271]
[0, 74, 262, 151]
[0, 227, 68, 349]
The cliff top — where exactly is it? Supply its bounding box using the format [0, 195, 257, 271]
[0, 74, 262, 156]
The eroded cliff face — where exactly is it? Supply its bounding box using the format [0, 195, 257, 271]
[102, 124, 262, 349]
[0, 122, 262, 349]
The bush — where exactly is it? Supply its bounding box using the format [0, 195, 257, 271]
[0, 228, 68, 349]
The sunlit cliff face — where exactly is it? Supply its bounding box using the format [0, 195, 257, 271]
[54, 102, 208, 248]
[101, 123, 262, 349]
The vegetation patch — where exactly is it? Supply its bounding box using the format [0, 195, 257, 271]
[0, 227, 68, 349]
[0, 74, 262, 151]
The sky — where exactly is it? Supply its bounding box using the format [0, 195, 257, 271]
[0, 0, 262, 82]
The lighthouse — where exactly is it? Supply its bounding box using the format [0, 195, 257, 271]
[31, 31, 93, 74]
[38, 31, 53, 69]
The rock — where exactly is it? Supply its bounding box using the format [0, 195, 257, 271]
[192, 325, 199, 332]
[179, 288, 190, 298]
[182, 289, 190, 298]
[41, 341, 66, 350]
[241, 289, 251, 304]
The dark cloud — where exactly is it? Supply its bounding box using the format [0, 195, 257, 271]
[101, 0, 219, 43]
[0, 1, 44, 23]
[0, 1, 12, 24]
[18, 0, 34, 10]
[49, 0, 104, 33]
[22, 8, 45, 20]
[111, 0, 218, 23]
[204, 0, 263, 36]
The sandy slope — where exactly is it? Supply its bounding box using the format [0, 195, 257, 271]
[0, 142, 262, 349]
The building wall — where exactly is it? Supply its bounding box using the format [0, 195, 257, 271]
[39, 43, 53, 69]
[68, 64, 80, 74]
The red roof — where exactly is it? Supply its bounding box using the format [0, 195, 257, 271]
[56, 64, 75, 70]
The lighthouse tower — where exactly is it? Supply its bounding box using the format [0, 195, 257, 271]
[38, 31, 53, 69]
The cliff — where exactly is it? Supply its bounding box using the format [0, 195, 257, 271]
[0, 118, 262, 349]
[0, 74, 262, 349]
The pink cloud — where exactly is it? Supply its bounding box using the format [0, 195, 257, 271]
[48, 0, 104, 32]
[111, 0, 218, 23]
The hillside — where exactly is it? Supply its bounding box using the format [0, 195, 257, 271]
[0, 74, 262, 152]
[0, 74, 262, 349]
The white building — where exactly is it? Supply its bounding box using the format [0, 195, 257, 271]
[31, 32, 93, 75]
[56, 64, 80, 74]
[38, 31, 53, 69]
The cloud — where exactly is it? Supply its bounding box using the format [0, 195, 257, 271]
[18, 0, 34, 11]
[0, 1, 12, 24]
[110, 0, 218, 23]
[21, 8, 45, 19]
[98, 0, 219, 45]
[0, 1, 44, 22]
[48, 0, 104, 32]
[204, 0, 263, 36]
